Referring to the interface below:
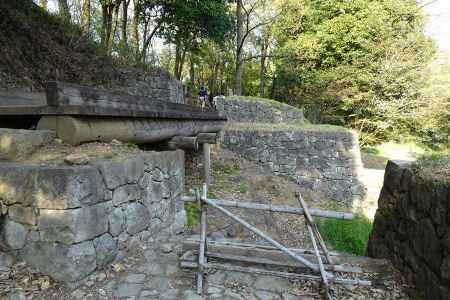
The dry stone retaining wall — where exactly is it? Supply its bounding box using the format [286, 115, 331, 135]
[216, 96, 305, 124]
[368, 161, 450, 300]
[222, 124, 366, 207]
[112, 69, 184, 104]
[0, 150, 186, 284]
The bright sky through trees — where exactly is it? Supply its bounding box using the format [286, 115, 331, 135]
[424, 0, 450, 50]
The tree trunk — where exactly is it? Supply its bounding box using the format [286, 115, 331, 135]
[235, 0, 244, 96]
[58, 0, 71, 22]
[189, 55, 196, 94]
[80, 0, 90, 33]
[39, 0, 48, 9]
[178, 46, 187, 80]
[132, 0, 140, 57]
[210, 60, 220, 96]
[270, 76, 276, 99]
[121, 0, 130, 47]
[101, 4, 114, 50]
[110, 1, 121, 51]
[174, 43, 181, 79]
[259, 37, 269, 97]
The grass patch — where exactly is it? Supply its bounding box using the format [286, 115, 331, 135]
[185, 202, 200, 229]
[317, 214, 372, 256]
[226, 95, 295, 108]
[213, 161, 241, 175]
[208, 191, 218, 199]
[239, 184, 249, 194]
[362, 146, 380, 155]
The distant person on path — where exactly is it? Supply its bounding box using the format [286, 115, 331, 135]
[198, 86, 207, 110]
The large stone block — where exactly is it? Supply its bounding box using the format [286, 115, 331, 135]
[0, 164, 36, 205]
[0, 129, 55, 161]
[20, 240, 96, 283]
[39, 202, 110, 244]
[34, 166, 106, 209]
[93, 233, 118, 269]
[95, 156, 145, 189]
[2, 219, 27, 250]
[112, 184, 142, 206]
[8, 205, 37, 225]
[125, 202, 151, 235]
[108, 206, 125, 236]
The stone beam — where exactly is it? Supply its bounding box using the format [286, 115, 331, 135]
[37, 116, 225, 145]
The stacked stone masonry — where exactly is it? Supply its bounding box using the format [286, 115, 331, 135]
[216, 96, 305, 124]
[222, 127, 366, 207]
[0, 150, 186, 284]
[112, 69, 184, 104]
[368, 161, 450, 300]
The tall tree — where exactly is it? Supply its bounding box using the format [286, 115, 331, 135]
[234, 0, 275, 95]
[80, 0, 90, 33]
[121, 0, 131, 46]
[273, 0, 435, 145]
[100, 0, 122, 51]
[258, 33, 270, 97]
[235, 0, 244, 95]
[132, 0, 140, 55]
[138, 0, 234, 78]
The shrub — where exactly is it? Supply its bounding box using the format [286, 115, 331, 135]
[317, 214, 372, 256]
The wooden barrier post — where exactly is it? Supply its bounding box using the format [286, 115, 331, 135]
[203, 143, 211, 188]
[197, 184, 208, 295]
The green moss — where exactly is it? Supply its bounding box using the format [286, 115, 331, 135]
[317, 214, 373, 256]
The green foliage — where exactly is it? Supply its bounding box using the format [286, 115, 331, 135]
[139, 0, 234, 51]
[272, 0, 435, 146]
[317, 214, 372, 256]
[185, 202, 200, 228]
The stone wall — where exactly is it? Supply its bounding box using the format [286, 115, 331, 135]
[221, 124, 365, 207]
[367, 161, 450, 300]
[216, 96, 305, 124]
[112, 69, 184, 104]
[0, 150, 186, 284]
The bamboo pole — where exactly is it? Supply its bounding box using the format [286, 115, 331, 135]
[181, 196, 354, 220]
[203, 143, 211, 188]
[181, 251, 363, 273]
[197, 185, 208, 295]
[297, 192, 333, 265]
[306, 222, 332, 299]
[202, 197, 319, 272]
[202, 263, 372, 286]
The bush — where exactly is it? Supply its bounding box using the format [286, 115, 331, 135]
[317, 214, 372, 256]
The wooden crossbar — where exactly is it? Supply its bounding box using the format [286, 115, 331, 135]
[182, 196, 354, 220]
